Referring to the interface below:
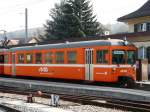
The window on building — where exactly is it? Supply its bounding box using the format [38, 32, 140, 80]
[134, 23, 144, 32]
[139, 24, 143, 32]
[134, 24, 138, 32]
[35, 53, 42, 64]
[147, 47, 150, 63]
[18, 54, 24, 63]
[146, 23, 150, 31]
[56, 52, 64, 64]
[67, 51, 77, 64]
[96, 50, 108, 64]
[4, 54, 9, 64]
[45, 52, 53, 64]
[137, 24, 144, 32]
[26, 53, 33, 64]
[138, 47, 146, 59]
[134, 23, 150, 32]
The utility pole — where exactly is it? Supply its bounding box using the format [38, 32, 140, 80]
[25, 8, 28, 43]
[0, 30, 8, 47]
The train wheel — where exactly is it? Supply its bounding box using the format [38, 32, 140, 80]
[119, 77, 135, 88]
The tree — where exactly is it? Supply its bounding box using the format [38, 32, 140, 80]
[61, 3, 86, 38]
[45, 0, 85, 39]
[44, 0, 104, 40]
[69, 0, 104, 36]
[44, 1, 64, 39]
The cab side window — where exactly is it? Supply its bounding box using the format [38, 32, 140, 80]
[56, 52, 64, 64]
[45, 52, 53, 64]
[4, 54, 9, 64]
[96, 50, 108, 64]
[67, 51, 77, 64]
[18, 54, 24, 64]
[35, 53, 42, 64]
[26, 53, 33, 64]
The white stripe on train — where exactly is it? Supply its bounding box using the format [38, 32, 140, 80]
[1, 64, 135, 68]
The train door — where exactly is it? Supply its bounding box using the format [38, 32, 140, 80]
[85, 48, 94, 81]
[12, 53, 16, 76]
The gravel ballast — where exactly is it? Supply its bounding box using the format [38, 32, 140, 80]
[0, 93, 130, 112]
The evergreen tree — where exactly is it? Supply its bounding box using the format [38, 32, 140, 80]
[69, 0, 103, 36]
[60, 3, 86, 38]
[44, 1, 65, 39]
[44, 0, 104, 40]
[45, 0, 85, 39]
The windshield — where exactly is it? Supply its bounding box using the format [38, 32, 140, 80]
[112, 50, 125, 64]
[127, 51, 136, 64]
[112, 50, 136, 65]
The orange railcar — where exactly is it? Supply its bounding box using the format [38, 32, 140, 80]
[0, 39, 137, 87]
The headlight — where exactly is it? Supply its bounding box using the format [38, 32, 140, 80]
[112, 68, 116, 72]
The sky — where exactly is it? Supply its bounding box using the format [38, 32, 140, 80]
[0, 0, 148, 32]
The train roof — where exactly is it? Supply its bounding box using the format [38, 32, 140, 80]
[9, 39, 134, 52]
[0, 49, 10, 53]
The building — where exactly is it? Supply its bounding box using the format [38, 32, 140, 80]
[118, 0, 150, 33]
[117, 0, 150, 74]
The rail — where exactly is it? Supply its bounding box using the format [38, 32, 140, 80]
[0, 85, 149, 112]
[0, 104, 21, 112]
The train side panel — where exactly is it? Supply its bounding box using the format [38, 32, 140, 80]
[2, 39, 137, 86]
[10, 45, 136, 83]
[14, 48, 86, 80]
[92, 46, 113, 82]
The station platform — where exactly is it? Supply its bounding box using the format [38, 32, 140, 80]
[136, 81, 150, 91]
[136, 81, 150, 85]
[0, 77, 150, 103]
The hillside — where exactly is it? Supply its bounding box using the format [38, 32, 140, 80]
[0, 27, 45, 40]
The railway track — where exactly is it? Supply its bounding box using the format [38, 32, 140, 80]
[0, 86, 149, 112]
[0, 75, 149, 91]
[0, 104, 21, 112]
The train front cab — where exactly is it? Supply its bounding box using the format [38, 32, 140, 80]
[110, 46, 137, 87]
[85, 45, 137, 87]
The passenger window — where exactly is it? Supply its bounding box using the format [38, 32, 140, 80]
[4, 54, 9, 64]
[26, 53, 33, 64]
[96, 50, 108, 64]
[18, 54, 24, 64]
[35, 53, 42, 64]
[45, 52, 53, 64]
[0, 55, 4, 63]
[67, 51, 77, 64]
[56, 52, 64, 64]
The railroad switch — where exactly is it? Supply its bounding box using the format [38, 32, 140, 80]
[27, 94, 34, 103]
[51, 94, 60, 107]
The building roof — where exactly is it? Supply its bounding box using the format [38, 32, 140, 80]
[118, 0, 150, 22]
[101, 31, 150, 41]
[7, 39, 20, 46]
[1, 30, 150, 50]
